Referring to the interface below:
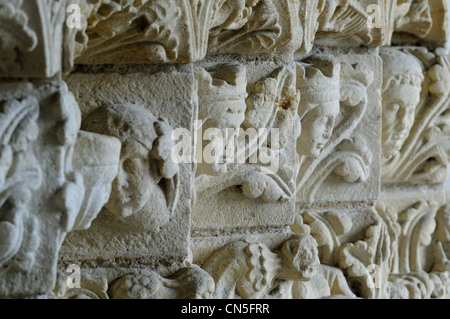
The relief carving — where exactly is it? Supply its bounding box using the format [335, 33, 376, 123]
[0, 97, 41, 270]
[53, 265, 214, 299]
[75, 0, 184, 63]
[377, 189, 450, 298]
[208, 0, 282, 53]
[296, 53, 379, 203]
[293, 208, 390, 299]
[0, 0, 448, 301]
[0, 84, 119, 297]
[201, 234, 355, 299]
[194, 63, 297, 203]
[381, 48, 450, 185]
[81, 104, 180, 218]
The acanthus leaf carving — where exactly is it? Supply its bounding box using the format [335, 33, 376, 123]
[208, 0, 282, 53]
[75, 0, 183, 64]
[377, 189, 450, 299]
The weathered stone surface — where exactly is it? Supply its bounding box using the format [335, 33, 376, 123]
[60, 65, 196, 275]
[0, 0, 449, 300]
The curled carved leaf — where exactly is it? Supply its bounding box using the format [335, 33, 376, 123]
[208, 0, 281, 53]
[0, 0, 37, 74]
[428, 52, 450, 97]
[335, 137, 372, 183]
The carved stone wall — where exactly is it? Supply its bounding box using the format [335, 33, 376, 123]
[1, 0, 450, 299]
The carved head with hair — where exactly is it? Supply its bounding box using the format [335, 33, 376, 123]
[380, 48, 424, 161]
[280, 234, 320, 281]
[82, 104, 178, 218]
[296, 57, 341, 158]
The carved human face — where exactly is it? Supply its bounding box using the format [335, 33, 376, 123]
[281, 235, 320, 281]
[105, 139, 159, 218]
[382, 84, 420, 160]
[298, 100, 340, 158]
[201, 98, 246, 130]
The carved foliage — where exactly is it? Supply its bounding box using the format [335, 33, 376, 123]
[377, 191, 450, 299]
[208, 0, 282, 53]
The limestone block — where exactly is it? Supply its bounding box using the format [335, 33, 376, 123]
[191, 58, 299, 249]
[381, 47, 450, 185]
[60, 64, 196, 275]
[295, 49, 382, 204]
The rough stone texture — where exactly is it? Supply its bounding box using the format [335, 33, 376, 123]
[0, 0, 450, 300]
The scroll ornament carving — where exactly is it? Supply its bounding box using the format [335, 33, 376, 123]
[393, 0, 432, 39]
[296, 55, 374, 202]
[381, 48, 450, 184]
[314, 0, 386, 46]
[74, 0, 182, 64]
[73, 0, 288, 63]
